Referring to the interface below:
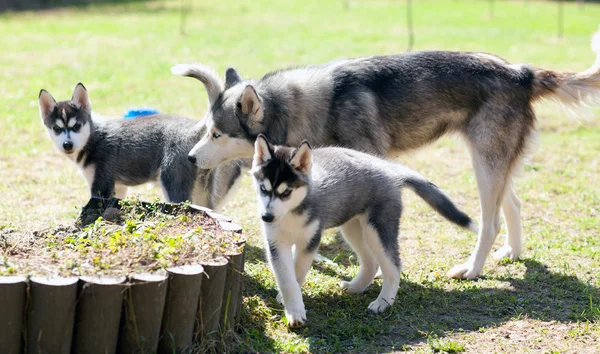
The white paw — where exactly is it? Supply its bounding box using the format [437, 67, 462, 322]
[493, 245, 521, 261]
[285, 306, 307, 327]
[368, 297, 394, 314]
[276, 292, 283, 304]
[447, 262, 482, 279]
[339, 280, 368, 294]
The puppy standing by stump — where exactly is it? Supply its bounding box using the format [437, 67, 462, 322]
[38, 83, 246, 224]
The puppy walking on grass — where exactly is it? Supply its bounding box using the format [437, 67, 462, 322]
[250, 134, 477, 326]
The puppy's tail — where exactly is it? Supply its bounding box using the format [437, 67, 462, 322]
[530, 30, 600, 114]
[389, 165, 477, 233]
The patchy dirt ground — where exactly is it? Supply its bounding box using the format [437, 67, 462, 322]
[0, 202, 243, 277]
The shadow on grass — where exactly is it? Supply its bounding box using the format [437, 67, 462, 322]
[239, 243, 600, 353]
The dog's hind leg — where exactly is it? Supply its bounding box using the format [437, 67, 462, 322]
[494, 183, 522, 260]
[360, 201, 402, 314]
[448, 147, 506, 279]
[339, 218, 378, 294]
[159, 165, 195, 203]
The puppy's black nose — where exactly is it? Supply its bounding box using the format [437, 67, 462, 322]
[261, 213, 275, 223]
[63, 141, 74, 151]
[188, 155, 196, 164]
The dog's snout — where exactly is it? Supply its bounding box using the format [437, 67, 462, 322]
[187, 154, 197, 164]
[63, 141, 74, 151]
[261, 213, 275, 223]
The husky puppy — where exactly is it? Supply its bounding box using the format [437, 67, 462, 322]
[38, 83, 245, 222]
[174, 31, 600, 279]
[250, 134, 476, 326]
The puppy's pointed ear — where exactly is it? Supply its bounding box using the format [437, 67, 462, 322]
[238, 85, 263, 128]
[290, 141, 312, 175]
[71, 83, 92, 113]
[225, 68, 242, 90]
[253, 134, 272, 166]
[38, 89, 57, 121]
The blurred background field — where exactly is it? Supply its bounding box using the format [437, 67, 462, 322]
[0, 1, 598, 352]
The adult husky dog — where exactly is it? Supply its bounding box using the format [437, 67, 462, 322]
[251, 135, 476, 326]
[174, 31, 600, 279]
[39, 83, 246, 223]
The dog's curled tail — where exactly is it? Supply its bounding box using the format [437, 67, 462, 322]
[171, 63, 224, 103]
[531, 30, 600, 114]
[393, 167, 478, 233]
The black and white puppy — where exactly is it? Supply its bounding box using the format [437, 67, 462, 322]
[38, 83, 245, 222]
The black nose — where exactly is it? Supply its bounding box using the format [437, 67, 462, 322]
[261, 213, 275, 223]
[188, 155, 196, 164]
[63, 141, 73, 151]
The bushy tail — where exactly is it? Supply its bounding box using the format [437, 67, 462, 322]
[403, 176, 477, 233]
[385, 161, 477, 233]
[531, 30, 600, 113]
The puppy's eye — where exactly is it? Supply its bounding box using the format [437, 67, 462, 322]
[71, 123, 81, 132]
[52, 126, 62, 134]
[260, 185, 268, 194]
[212, 132, 221, 139]
[279, 189, 292, 199]
[236, 102, 242, 110]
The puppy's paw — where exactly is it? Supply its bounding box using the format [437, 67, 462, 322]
[339, 280, 368, 294]
[367, 297, 394, 314]
[77, 208, 102, 227]
[276, 292, 284, 304]
[493, 245, 521, 261]
[285, 306, 307, 328]
[447, 262, 481, 280]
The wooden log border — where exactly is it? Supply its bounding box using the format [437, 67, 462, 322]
[0, 201, 245, 354]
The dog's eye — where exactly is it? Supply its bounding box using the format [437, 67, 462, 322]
[212, 132, 221, 139]
[279, 189, 292, 199]
[260, 185, 268, 194]
[52, 126, 62, 134]
[71, 123, 81, 132]
[236, 102, 242, 110]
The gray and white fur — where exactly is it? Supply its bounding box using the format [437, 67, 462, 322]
[174, 31, 600, 279]
[251, 134, 476, 326]
[38, 83, 246, 221]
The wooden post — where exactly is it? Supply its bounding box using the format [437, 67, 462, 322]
[0, 276, 27, 354]
[406, 0, 414, 52]
[558, 0, 564, 38]
[26, 277, 79, 354]
[221, 249, 244, 334]
[72, 276, 126, 354]
[159, 265, 204, 353]
[117, 273, 168, 354]
[196, 257, 228, 339]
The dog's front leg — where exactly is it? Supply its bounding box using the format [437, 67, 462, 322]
[267, 239, 307, 327]
[79, 174, 115, 226]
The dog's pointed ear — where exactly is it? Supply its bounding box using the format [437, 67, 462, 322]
[71, 83, 92, 113]
[171, 63, 224, 107]
[38, 89, 57, 120]
[253, 134, 272, 166]
[238, 85, 263, 128]
[225, 68, 242, 90]
[290, 140, 312, 175]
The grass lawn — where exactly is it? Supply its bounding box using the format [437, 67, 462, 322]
[1, 0, 599, 352]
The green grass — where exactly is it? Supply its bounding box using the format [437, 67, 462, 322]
[0, 0, 599, 352]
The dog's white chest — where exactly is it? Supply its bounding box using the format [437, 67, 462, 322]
[268, 213, 320, 245]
